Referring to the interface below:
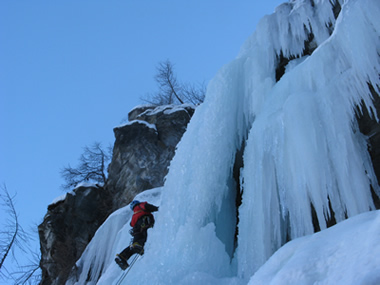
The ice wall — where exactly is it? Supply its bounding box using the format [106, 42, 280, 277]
[123, 57, 254, 284]
[66, 188, 162, 285]
[236, 0, 380, 277]
[69, 0, 380, 284]
[124, 0, 380, 282]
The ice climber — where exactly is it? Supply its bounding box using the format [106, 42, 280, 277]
[115, 200, 159, 270]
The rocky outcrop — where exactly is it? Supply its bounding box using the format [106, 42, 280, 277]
[38, 185, 111, 285]
[38, 104, 195, 285]
[106, 104, 195, 210]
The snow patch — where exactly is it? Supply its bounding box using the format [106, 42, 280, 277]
[129, 104, 156, 113]
[163, 104, 195, 115]
[74, 181, 102, 189]
[50, 193, 69, 205]
[115, 119, 157, 132]
[249, 210, 380, 285]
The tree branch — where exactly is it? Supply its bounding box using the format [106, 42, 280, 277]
[60, 142, 110, 190]
[0, 185, 19, 270]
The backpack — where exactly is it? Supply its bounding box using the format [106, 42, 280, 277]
[140, 214, 155, 230]
[130, 214, 155, 236]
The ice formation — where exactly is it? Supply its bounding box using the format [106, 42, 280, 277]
[68, 0, 380, 284]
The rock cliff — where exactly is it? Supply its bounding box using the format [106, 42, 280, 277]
[38, 104, 195, 285]
[106, 104, 195, 210]
[38, 185, 110, 285]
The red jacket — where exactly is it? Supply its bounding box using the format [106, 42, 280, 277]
[130, 202, 154, 227]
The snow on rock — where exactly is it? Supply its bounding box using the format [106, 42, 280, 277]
[127, 104, 196, 122]
[50, 182, 101, 207]
[50, 192, 69, 206]
[129, 104, 157, 114]
[139, 104, 195, 117]
[163, 104, 196, 115]
[107, 104, 194, 211]
[115, 119, 157, 132]
[74, 181, 104, 189]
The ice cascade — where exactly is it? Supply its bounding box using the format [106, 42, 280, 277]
[68, 0, 380, 284]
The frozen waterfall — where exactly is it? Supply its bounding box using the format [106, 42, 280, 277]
[68, 0, 380, 284]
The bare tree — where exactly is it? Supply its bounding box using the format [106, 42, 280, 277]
[0, 184, 32, 283]
[181, 81, 206, 105]
[155, 60, 184, 104]
[142, 59, 206, 105]
[13, 251, 41, 285]
[0, 185, 24, 271]
[60, 142, 111, 190]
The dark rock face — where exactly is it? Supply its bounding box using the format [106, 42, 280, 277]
[106, 104, 195, 210]
[356, 85, 380, 208]
[38, 185, 111, 285]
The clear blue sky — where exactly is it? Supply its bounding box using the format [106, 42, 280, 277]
[0, 0, 284, 270]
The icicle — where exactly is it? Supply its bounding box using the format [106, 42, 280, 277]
[236, 0, 380, 278]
